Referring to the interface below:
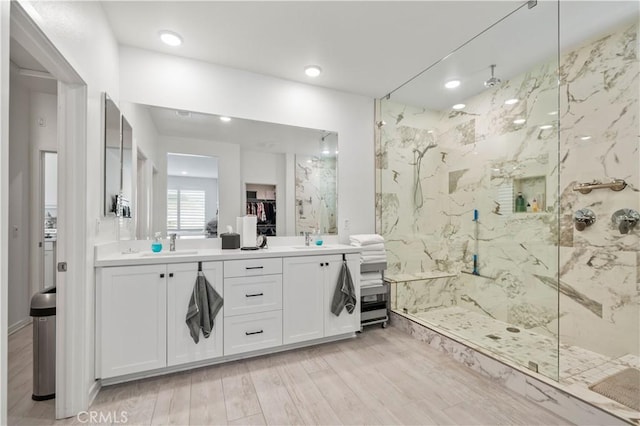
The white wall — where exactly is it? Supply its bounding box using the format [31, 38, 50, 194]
[8, 68, 30, 332]
[158, 135, 241, 238]
[28, 91, 57, 298]
[242, 150, 287, 235]
[119, 46, 375, 242]
[18, 0, 121, 415]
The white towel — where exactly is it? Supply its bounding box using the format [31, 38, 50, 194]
[361, 254, 387, 264]
[356, 243, 386, 252]
[360, 271, 382, 281]
[361, 279, 383, 287]
[350, 234, 385, 246]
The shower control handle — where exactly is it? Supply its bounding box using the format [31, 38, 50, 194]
[573, 208, 596, 231]
[611, 209, 640, 234]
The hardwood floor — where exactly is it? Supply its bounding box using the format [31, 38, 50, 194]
[8, 323, 572, 425]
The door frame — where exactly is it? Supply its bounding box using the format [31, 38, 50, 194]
[8, 3, 87, 420]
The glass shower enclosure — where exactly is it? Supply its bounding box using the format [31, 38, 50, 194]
[378, 0, 639, 387]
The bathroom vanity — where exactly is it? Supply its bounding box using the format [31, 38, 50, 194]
[94, 244, 360, 384]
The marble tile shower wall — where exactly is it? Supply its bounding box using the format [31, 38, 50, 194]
[295, 155, 338, 234]
[377, 21, 639, 358]
[557, 21, 639, 358]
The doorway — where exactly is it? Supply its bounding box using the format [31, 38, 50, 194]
[5, 2, 88, 421]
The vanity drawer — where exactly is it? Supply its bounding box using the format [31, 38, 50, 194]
[224, 275, 282, 317]
[224, 258, 282, 278]
[223, 310, 283, 356]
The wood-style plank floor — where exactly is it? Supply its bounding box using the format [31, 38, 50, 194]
[8, 323, 572, 425]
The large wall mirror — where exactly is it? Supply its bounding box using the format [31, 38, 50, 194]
[124, 102, 338, 237]
[103, 94, 121, 216]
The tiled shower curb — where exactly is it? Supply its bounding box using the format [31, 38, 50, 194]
[390, 311, 634, 425]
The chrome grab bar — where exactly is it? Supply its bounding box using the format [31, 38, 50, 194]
[572, 179, 627, 194]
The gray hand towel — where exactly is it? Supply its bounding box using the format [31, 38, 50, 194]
[331, 260, 356, 316]
[186, 271, 224, 343]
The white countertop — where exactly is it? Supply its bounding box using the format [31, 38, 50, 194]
[95, 243, 361, 267]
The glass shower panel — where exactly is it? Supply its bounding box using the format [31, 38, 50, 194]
[377, 1, 560, 380]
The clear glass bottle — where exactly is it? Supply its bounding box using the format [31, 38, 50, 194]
[314, 228, 324, 246]
[151, 232, 163, 252]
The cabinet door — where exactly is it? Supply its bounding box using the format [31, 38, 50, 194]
[283, 256, 325, 344]
[167, 262, 223, 367]
[98, 264, 167, 378]
[324, 256, 361, 337]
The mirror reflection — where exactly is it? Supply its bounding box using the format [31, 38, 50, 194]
[167, 153, 219, 238]
[103, 94, 121, 215]
[126, 103, 338, 237]
[120, 116, 133, 218]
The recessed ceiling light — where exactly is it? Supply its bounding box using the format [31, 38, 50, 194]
[452, 103, 466, 110]
[219, 116, 231, 122]
[505, 98, 519, 105]
[159, 30, 183, 47]
[548, 110, 558, 116]
[445, 80, 461, 89]
[304, 65, 322, 77]
[335, 150, 339, 154]
[175, 110, 191, 118]
[540, 124, 553, 130]
[181, 171, 188, 175]
[513, 118, 526, 125]
[306, 159, 312, 163]
[580, 135, 592, 140]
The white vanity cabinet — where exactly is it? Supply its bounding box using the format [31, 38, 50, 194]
[97, 261, 224, 378]
[97, 264, 167, 379]
[222, 258, 283, 356]
[283, 254, 360, 344]
[167, 262, 223, 367]
[95, 245, 361, 382]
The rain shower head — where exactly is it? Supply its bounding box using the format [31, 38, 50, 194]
[484, 64, 502, 88]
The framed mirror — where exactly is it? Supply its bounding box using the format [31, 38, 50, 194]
[103, 93, 121, 216]
[120, 115, 133, 218]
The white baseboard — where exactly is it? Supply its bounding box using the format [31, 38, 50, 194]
[8, 317, 31, 335]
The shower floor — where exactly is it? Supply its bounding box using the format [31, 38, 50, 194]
[411, 307, 640, 385]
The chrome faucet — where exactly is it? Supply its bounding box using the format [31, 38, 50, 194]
[169, 233, 177, 251]
[304, 232, 311, 246]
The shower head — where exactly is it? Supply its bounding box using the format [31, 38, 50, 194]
[484, 64, 502, 88]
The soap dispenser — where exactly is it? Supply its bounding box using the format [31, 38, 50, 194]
[314, 228, 324, 246]
[151, 232, 163, 252]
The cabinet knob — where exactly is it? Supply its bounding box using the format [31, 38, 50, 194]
[160, 273, 165, 278]
[169, 273, 174, 278]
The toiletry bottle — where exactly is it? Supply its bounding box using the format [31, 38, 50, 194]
[515, 192, 525, 213]
[314, 228, 323, 246]
[526, 202, 532, 213]
[531, 198, 539, 213]
[151, 232, 163, 252]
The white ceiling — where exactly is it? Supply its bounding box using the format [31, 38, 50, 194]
[101, 1, 524, 98]
[145, 103, 338, 156]
[102, 1, 638, 105]
[167, 153, 219, 179]
[9, 38, 58, 94]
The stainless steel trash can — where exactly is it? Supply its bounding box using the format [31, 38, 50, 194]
[30, 287, 56, 401]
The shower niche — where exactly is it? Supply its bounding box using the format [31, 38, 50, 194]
[513, 176, 546, 213]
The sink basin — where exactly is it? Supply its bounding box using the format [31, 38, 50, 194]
[141, 249, 199, 257]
